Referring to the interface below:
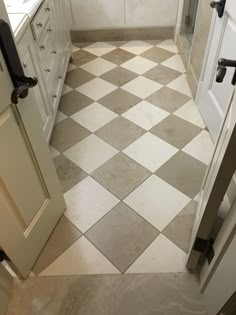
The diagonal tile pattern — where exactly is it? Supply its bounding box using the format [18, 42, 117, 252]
[92, 153, 150, 199]
[53, 154, 87, 193]
[86, 202, 159, 272]
[163, 200, 197, 253]
[150, 115, 202, 149]
[32, 215, 82, 275]
[95, 116, 145, 150]
[45, 40, 215, 276]
[59, 90, 93, 116]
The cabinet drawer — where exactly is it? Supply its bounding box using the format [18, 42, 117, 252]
[31, 0, 52, 40]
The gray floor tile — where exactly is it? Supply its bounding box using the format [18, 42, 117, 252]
[146, 87, 190, 113]
[163, 200, 197, 253]
[156, 151, 207, 198]
[107, 40, 128, 47]
[102, 48, 136, 65]
[73, 42, 94, 48]
[141, 47, 175, 63]
[144, 39, 162, 45]
[59, 90, 93, 116]
[53, 154, 87, 193]
[50, 118, 90, 152]
[150, 115, 202, 149]
[143, 64, 182, 85]
[32, 215, 82, 275]
[71, 49, 97, 67]
[100, 67, 138, 87]
[86, 202, 159, 272]
[8, 274, 206, 315]
[65, 68, 95, 89]
[98, 89, 141, 114]
[96, 116, 145, 150]
[92, 153, 150, 199]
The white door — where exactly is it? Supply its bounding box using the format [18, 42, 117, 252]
[197, 0, 236, 141]
[187, 85, 236, 272]
[0, 3, 66, 278]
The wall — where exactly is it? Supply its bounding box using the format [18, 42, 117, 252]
[69, 0, 178, 30]
[186, 0, 213, 97]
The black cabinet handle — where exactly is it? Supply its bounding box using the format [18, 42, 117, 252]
[210, 0, 226, 18]
[0, 19, 38, 105]
[216, 58, 236, 85]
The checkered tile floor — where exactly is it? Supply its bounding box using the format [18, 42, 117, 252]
[33, 40, 215, 276]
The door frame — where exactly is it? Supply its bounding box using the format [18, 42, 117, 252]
[187, 88, 236, 271]
[202, 218, 236, 315]
[0, 264, 13, 315]
[200, 189, 236, 292]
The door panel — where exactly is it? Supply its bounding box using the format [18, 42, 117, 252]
[0, 3, 66, 278]
[211, 19, 236, 112]
[197, 1, 236, 141]
[0, 108, 46, 226]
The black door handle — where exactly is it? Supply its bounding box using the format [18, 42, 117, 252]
[216, 58, 236, 85]
[210, 0, 226, 18]
[0, 19, 38, 105]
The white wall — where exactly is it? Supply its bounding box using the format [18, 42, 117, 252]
[69, 0, 179, 30]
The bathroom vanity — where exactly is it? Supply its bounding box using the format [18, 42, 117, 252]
[5, 0, 71, 142]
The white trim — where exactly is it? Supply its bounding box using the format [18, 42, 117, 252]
[175, 0, 184, 41]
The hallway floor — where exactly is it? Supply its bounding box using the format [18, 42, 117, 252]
[36, 40, 214, 276]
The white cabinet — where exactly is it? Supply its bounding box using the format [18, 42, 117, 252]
[71, 0, 124, 29]
[125, 0, 179, 27]
[18, 28, 53, 139]
[69, 0, 178, 29]
[17, 0, 71, 141]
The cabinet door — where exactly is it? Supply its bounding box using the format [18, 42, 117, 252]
[18, 28, 53, 141]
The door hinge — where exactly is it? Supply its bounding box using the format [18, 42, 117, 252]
[193, 237, 215, 265]
[185, 15, 190, 25]
[0, 250, 10, 262]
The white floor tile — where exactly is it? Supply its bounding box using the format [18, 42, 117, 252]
[162, 54, 186, 73]
[124, 175, 190, 231]
[121, 56, 157, 75]
[83, 42, 116, 56]
[72, 103, 118, 132]
[40, 237, 120, 276]
[182, 130, 214, 165]
[126, 234, 187, 273]
[55, 111, 67, 125]
[77, 78, 117, 101]
[64, 134, 118, 173]
[122, 77, 162, 99]
[174, 99, 206, 128]
[64, 177, 119, 233]
[122, 101, 169, 130]
[120, 40, 152, 55]
[123, 133, 178, 172]
[72, 45, 80, 53]
[157, 39, 179, 53]
[167, 74, 192, 97]
[67, 63, 77, 72]
[81, 58, 116, 76]
[49, 145, 60, 158]
[62, 84, 72, 95]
